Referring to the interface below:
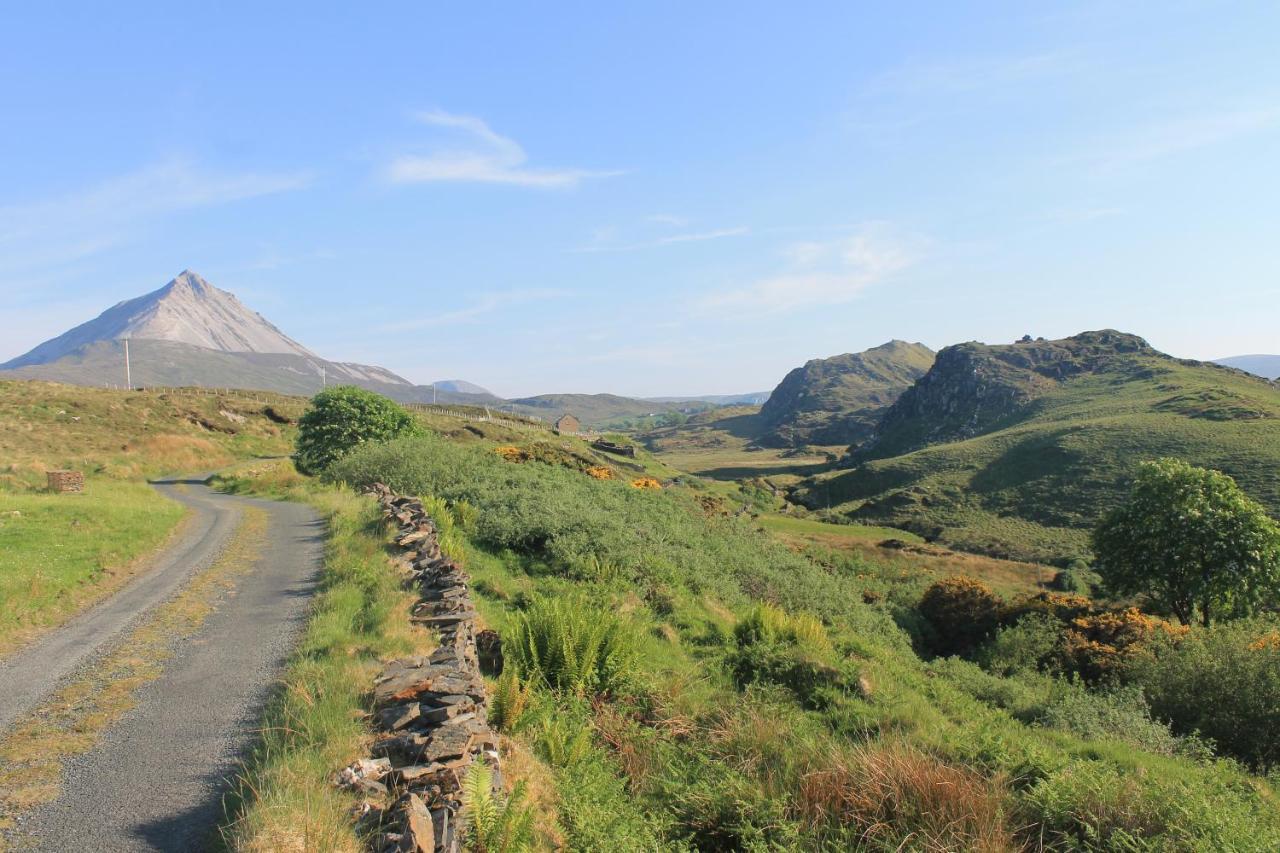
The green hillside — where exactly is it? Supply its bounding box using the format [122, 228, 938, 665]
[510, 392, 714, 426]
[756, 340, 934, 448]
[793, 332, 1280, 563]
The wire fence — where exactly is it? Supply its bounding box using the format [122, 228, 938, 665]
[402, 402, 551, 432]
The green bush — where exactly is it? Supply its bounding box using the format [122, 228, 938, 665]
[292, 386, 417, 474]
[1038, 683, 1197, 758]
[1130, 616, 1280, 770]
[505, 594, 639, 695]
[977, 613, 1062, 676]
[728, 604, 841, 707]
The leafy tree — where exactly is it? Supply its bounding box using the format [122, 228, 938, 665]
[1093, 458, 1280, 626]
[292, 385, 417, 474]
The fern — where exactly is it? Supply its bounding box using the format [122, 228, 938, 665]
[506, 594, 638, 695]
[462, 761, 536, 853]
[488, 669, 533, 733]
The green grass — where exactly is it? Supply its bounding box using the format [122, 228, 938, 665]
[758, 513, 922, 543]
[325, 430, 1280, 851]
[0, 480, 186, 655]
[797, 352, 1280, 563]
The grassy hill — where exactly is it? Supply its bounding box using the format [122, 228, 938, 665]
[510, 392, 715, 427]
[756, 340, 934, 448]
[792, 332, 1280, 563]
[218, 416, 1280, 851]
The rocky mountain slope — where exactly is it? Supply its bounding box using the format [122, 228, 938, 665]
[3, 271, 313, 368]
[756, 340, 934, 448]
[793, 330, 1280, 563]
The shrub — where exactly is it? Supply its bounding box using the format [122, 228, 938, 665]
[1059, 607, 1186, 683]
[919, 576, 1003, 657]
[1130, 616, 1280, 770]
[978, 613, 1062, 676]
[728, 605, 839, 706]
[505, 595, 639, 695]
[292, 386, 417, 474]
[1038, 683, 1193, 758]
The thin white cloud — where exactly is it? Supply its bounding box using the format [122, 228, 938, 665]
[377, 288, 565, 333]
[572, 226, 749, 254]
[864, 50, 1086, 97]
[1068, 105, 1280, 172]
[646, 213, 689, 227]
[386, 110, 621, 188]
[0, 159, 311, 275]
[698, 227, 918, 314]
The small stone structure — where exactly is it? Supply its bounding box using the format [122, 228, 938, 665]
[337, 483, 501, 853]
[591, 439, 636, 458]
[554, 413, 581, 435]
[46, 470, 85, 493]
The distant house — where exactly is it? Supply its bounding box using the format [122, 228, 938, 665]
[554, 413, 581, 434]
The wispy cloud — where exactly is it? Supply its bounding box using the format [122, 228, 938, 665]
[572, 226, 748, 253]
[378, 288, 565, 333]
[697, 226, 919, 314]
[1066, 104, 1280, 172]
[0, 159, 311, 274]
[864, 50, 1086, 97]
[646, 213, 689, 227]
[386, 110, 621, 188]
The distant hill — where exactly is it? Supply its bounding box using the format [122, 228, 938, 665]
[509, 393, 675, 425]
[793, 330, 1280, 563]
[645, 392, 771, 406]
[756, 340, 934, 448]
[1215, 354, 1280, 380]
[431, 379, 495, 396]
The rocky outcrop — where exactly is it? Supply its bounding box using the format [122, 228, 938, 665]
[338, 484, 500, 853]
[857, 331, 1159, 460]
[756, 340, 934, 449]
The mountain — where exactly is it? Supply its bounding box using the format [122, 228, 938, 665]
[1215, 354, 1280, 380]
[3, 270, 312, 368]
[432, 379, 494, 396]
[792, 330, 1280, 564]
[0, 271, 484, 402]
[645, 392, 772, 406]
[509, 393, 673, 425]
[755, 340, 935, 448]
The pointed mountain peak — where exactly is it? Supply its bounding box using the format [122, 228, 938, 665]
[1, 270, 314, 369]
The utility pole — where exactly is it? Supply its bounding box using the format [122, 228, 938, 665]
[124, 339, 132, 389]
[321, 366, 326, 389]
[432, 382, 437, 404]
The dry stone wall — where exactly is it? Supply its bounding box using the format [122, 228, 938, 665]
[339, 483, 500, 853]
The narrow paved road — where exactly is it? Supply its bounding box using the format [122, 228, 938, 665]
[0, 478, 323, 851]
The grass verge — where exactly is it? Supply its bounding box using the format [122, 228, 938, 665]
[0, 481, 188, 657]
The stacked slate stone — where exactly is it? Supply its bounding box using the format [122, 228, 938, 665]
[355, 483, 501, 853]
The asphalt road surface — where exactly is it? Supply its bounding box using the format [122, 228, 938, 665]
[0, 478, 323, 851]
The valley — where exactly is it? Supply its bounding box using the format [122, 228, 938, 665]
[2, 279, 1280, 852]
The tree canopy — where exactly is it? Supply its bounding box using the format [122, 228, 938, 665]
[292, 385, 418, 474]
[1093, 458, 1280, 626]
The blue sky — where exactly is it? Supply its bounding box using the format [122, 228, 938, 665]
[2, 2, 1277, 397]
